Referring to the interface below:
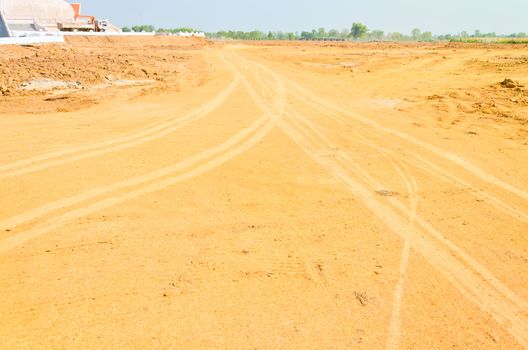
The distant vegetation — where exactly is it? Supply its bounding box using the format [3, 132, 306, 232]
[209, 27, 528, 43]
[123, 24, 527, 43]
[123, 25, 155, 33]
[122, 25, 201, 33]
[208, 26, 528, 43]
[449, 38, 528, 44]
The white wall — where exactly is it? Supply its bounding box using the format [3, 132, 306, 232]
[0, 35, 64, 45]
[174, 32, 205, 38]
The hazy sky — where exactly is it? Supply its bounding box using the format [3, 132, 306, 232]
[81, 0, 528, 34]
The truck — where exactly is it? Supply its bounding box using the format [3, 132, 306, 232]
[58, 17, 109, 32]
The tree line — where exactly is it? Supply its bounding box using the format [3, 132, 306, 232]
[208, 25, 527, 42]
[122, 25, 200, 33]
[122, 24, 527, 42]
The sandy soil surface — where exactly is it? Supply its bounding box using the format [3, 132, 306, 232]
[0, 37, 527, 349]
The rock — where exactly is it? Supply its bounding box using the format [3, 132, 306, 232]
[501, 78, 521, 89]
[376, 189, 399, 197]
[354, 291, 369, 306]
[427, 94, 444, 100]
[0, 85, 10, 96]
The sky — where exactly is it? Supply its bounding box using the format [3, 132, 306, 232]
[80, 0, 528, 35]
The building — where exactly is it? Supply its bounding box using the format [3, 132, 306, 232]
[0, 0, 119, 37]
[0, 0, 75, 35]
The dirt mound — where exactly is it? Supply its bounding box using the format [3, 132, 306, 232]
[0, 36, 211, 113]
[64, 35, 209, 49]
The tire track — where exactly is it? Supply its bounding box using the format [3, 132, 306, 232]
[0, 114, 265, 232]
[289, 110, 419, 338]
[278, 117, 528, 348]
[232, 50, 528, 348]
[286, 95, 528, 312]
[0, 61, 242, 180]
[317, 124, 528, 222]
[286, 78, 528, 202]
[0, 52, 286, 253]
[223, 52, 344, 294]
[277, 67, 528, 221]
[289, 108, 420, 350]
[239, 52, 418, 348]
[385, 239, 411, 350]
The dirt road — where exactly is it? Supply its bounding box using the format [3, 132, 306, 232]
[0, 39, 527, 349]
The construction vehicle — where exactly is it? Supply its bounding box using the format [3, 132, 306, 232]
[58, 16, 109, 32]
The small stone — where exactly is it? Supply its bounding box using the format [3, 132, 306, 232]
[376, 189, 398, 197]
[354, 291, 369, 306]
[0, 85, 10, 95]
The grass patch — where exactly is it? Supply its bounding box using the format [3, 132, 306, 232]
[450, 38, 528, 44]
[498, 39, 528, 44]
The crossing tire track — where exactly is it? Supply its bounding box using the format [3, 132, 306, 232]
[232, 50, 528, 348]
[277, 116, 528, 348]
[0, 52, 286, 253]
[286, 79, 528, 202]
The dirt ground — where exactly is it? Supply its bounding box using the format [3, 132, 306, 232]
[0, 37, 527, 349]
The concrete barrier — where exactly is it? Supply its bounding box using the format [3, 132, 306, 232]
[10, 31, 204, 38]
[60, 32, 154, 37]
[10, 31, 155, 38]
[0, 35, 64, 45]
[0, 31, 204, 45]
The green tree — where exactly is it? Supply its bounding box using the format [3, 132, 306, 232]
[317, 27, 327, 38]
[411, 28, 421, 41]
[370, 30, 385, 41]
[122, 26, 131, 32]
[350, 22, 368, 39]
[274, 31, 285, 40]
[249, 31, 266, 40]
[389, 32, 403, 41]
[131, 25, 155, 33]
[420, 31, 433, 41]
[301, 31, 314, 40]
[328, 29, 339, 38]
